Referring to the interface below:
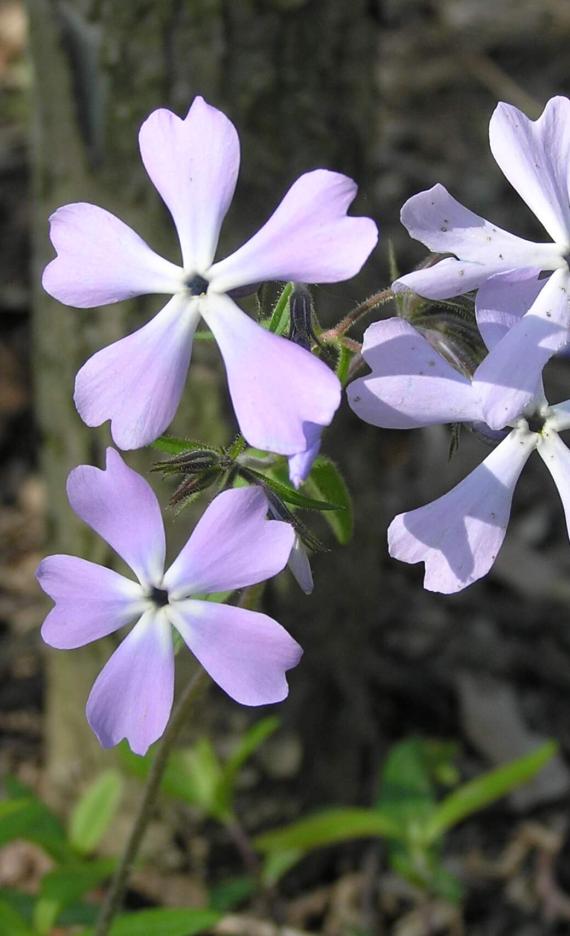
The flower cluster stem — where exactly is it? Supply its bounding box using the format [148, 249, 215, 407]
[94, 667, 209, 936]
[321, 287, 394, 341]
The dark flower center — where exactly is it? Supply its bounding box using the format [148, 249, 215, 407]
[149, 586, 169, 608]
[185, 274, 209, 296]
[525, 413, 546, 434]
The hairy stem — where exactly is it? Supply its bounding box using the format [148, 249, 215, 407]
[94, 667, 209, 936]
[321, 287, 394, 341]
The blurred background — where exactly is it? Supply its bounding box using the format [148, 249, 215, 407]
[3, 1, 570, 933]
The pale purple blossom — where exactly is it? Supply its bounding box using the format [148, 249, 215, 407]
[287, 536, 314, 595]
[348, 316, 570, 594]
[36, 449, 302, 754]
[393, 97, 570, 430]
[288, 436, 321, 489]
[43, 97, 378, 455]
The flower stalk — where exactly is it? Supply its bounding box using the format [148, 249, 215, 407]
[94, 667, 209, 936]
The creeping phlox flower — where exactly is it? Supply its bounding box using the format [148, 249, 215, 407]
[36, 449, 302, 755]
[43, 96, 378, 459]
[394, 96, 570, 431]
[288, 440, 321, 490]
[348, 317, 570, 594]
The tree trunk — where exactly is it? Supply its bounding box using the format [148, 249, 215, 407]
[28, 0, 380, 799]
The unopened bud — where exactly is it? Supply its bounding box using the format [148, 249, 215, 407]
[288, 284, 316, 351]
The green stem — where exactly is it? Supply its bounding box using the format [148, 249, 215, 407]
[94, 668, 209, 936]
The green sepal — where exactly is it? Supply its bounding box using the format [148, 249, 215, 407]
[151, 436, 220, 457]
[335, 342, 353, 385]
[240, 466, 343, 511]
[265, 281, 293, 335]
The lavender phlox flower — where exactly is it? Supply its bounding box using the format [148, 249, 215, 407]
[393, 97, 570, 430]
[288, 436, 321, 489]
[348, 316, 570, 594]
[36, 449, 302, 754]
[264, 493, 314, 594]
[43, 97, 378, 456]
[287, 535, 314, 595]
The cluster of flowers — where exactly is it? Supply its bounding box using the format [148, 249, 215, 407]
[37, 97, 377, 754]
[37, 92, 570, 753]
[349, 96, 570, 594]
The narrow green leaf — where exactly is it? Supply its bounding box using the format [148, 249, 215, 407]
[424, 741, 557, 843]
[266, 282, 293, 335]
[177, 739, 226, 816]
[192, 329, 215, 341]
[376, 738, 437, 832]
[218, 716, 280, 812]
[69, 769, 124, 855]
[152, 436, 218, 456]
[122, 736, 232, 822]
[80, 907, 221, 936]
[209, 875, 256, 912]
[224, 716, 280, 786]
[262, 848, 304, 885]
[305, 456, 353, 544]
[33, 896, 60, 936]
[255, 808, 400, 853]
[387, 239, 400, 283]
[0, 900, 34, 936]
[243, 466, 343, 511]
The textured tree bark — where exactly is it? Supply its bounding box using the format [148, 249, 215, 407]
[28, 0, 381, 798]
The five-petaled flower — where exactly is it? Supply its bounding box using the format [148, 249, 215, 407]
[43, 96, 378, 457]
[36, 449, 302, 755]
[393, 96, 570, 431]
[348, 316, 570, 594]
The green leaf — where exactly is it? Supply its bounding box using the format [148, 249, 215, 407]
[376, 739, 437, 836]
[429, 864, 464, 904]
[0, 794, 70, 861]
[152, 436, 218, 456]
[35, 870, 111, 936]
[209, 875, 256, 912]
[304, 456, 353, 544]
[69, 770, 124, 855]
[266, 282, 293, 335]
[41, 858, 116, 905]
[219, 717, 280, 812]
[0, 889, 34, 923]
[0, 900, 34, 936]
[33, 896, 60, 935]
[172, 739, 226, 817]
[80, 907, 221, 936]
[124, 738, 227, 820]
[388, 842, 462, 902]
[424, 741, 557, 843]
[387, 239, 400, 284]
[243, 466, 343, 511]
[255, 807, 400, 854]
[262, 848, 304, 885]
